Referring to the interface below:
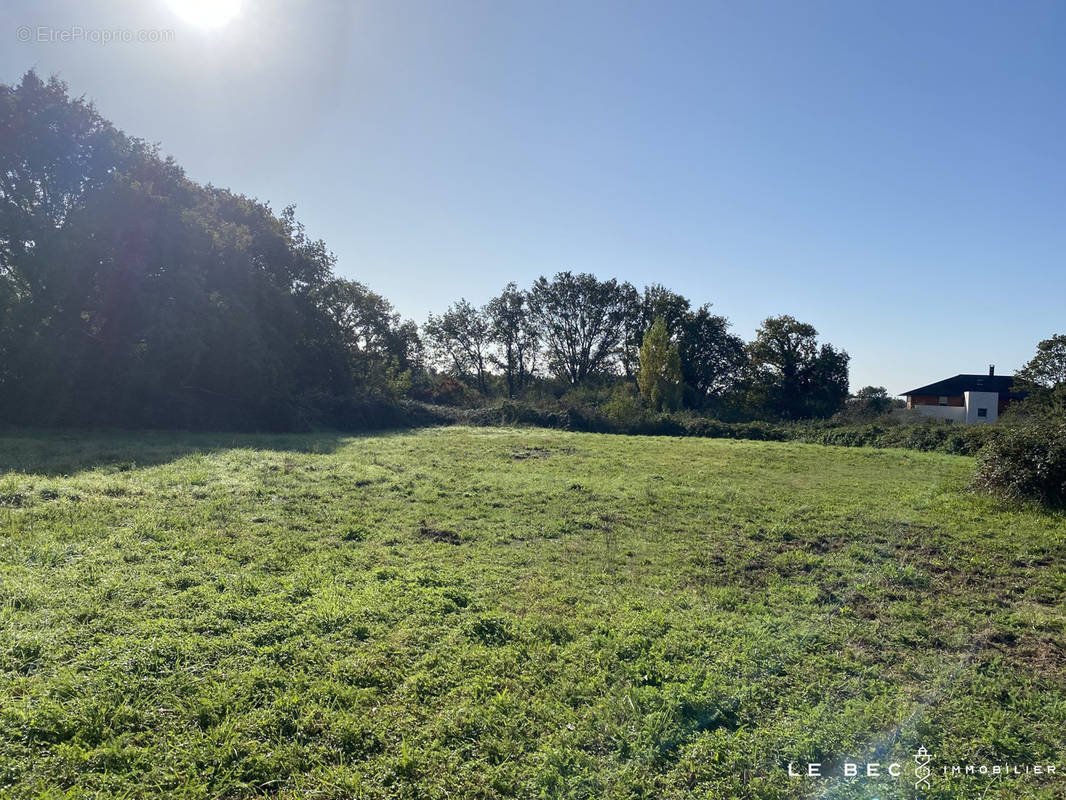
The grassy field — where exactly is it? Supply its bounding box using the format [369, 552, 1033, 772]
[0, 427, 1064, 799]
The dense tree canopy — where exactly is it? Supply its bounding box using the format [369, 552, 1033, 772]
[0, 71, 412, 428]
[677, 305, 748, 408]
[1011, 334, 1066, 418]
[423, 300, 492, 394]
[637, 317, 682, 412]
[618, 284, 691, 380]
[1016, 334, 1066, 389]
[745, 316, 850, 419]
[527, 272, 628, 385]
[2, 71, 856, 429]
[486, 283, 538, 398]
[318, 279, 421, 400]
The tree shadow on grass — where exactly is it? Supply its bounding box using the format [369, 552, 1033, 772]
[0, 428, 414, 477]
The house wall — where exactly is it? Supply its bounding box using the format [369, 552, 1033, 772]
[911, 404, 966, 422]
[964, 391, 999, 424]
[908, 394, 964, 408]
[905, 391, 1004, 424]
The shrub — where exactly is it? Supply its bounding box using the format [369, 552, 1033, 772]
[308, 398, 450, 431]
[603, 385, 645, 428]
[790, 419, 996, 456]
[416, 399, 1011, 460]
[425, 376, 471, 406]
[971, 421, 1066, 507]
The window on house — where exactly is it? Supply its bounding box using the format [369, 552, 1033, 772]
[977, 408, 987, 418]
[939, 396, 948, 406]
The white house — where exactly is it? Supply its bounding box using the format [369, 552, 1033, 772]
[900, 366, 1020, 424]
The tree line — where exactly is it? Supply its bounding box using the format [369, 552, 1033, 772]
[421, 276, 849, 419]
[0, 72, 849, 430]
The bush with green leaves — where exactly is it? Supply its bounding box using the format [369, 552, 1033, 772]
[971, 420, 1066, 507]
[602, 384, 646, 428]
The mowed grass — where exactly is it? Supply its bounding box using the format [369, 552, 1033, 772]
[0, 428, 1064, 800]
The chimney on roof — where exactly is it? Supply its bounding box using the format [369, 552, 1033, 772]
[989, 364, 995, 376]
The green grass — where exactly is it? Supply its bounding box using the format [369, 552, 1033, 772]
[0, 427, 1064, 799]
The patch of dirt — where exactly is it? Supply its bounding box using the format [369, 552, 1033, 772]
[1011, 635, 1066, 675]
[509, 446, 575, 460]
[418, 521, 461, 545]
[510, 446, 551, 460]
[773, 536, 834, 554]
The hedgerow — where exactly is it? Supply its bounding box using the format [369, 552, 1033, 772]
[970, 420, 1066, 507]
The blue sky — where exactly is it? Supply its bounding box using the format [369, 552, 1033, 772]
[3, 0, 1064, 392]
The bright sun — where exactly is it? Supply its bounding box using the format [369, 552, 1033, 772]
[166, 0, 242, 29]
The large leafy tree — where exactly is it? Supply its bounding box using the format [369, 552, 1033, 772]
[319, 279, 421, 400]
[1013, 334, 1066, 417]
[616, 281, 644, 381]
[486, 282, 538, 398]
[637, 317, 682, 411]
[528, 271, 627, 384]
[0, 70, 396, 428]
[0, 68, 864, 428]
[836, 385, 897, 422]
[1016, 334, 1066, 389]
[804, 343, 851, 418]
[677, 305, 747, 408]
[746, 315, 849, 418]
[642, 284, 691, 337]
[0, 71, 146, 410]
[614, 286, 747, 408]
[617, 283, 691, 381]
[423, 299, 493, 394]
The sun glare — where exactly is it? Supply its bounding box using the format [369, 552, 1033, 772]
[166, 0, 242, 29]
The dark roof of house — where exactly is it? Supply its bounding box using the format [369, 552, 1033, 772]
[901, 374, 1016, 397]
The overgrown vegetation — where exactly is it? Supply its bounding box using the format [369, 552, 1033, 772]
[0, 428, 1063, 798]
[0, 73, 420, 430]
[435, 400, 999, 455]
[1, 71, 849, 431]
[10, 69, 1062, 463]
[966, 334, 1066, 507]
[971, 420, 1066, 508]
